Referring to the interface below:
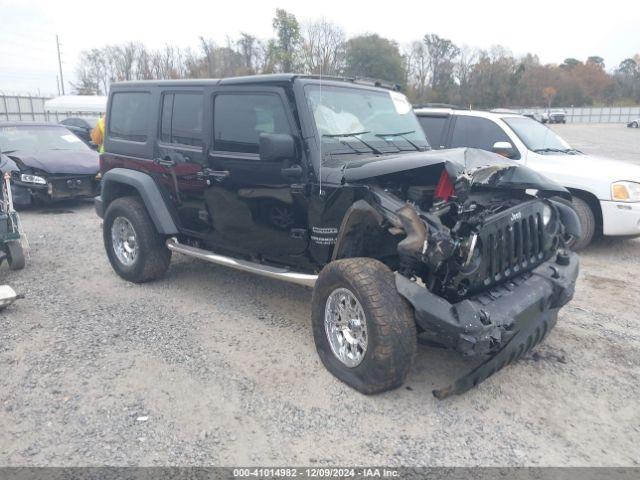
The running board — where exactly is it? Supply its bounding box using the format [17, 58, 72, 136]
[166, 238, 317, 287]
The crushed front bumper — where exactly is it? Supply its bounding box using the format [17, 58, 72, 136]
[12, 175, 99, 205]
[396, 251, 579, 398]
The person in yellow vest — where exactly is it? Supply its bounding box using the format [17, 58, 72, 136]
[91, 114, 106, 153]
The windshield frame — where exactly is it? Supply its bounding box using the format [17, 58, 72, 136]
[0, 124, 91, 154]
[301, 81, 429, 162]
[502, 116, 572, 154]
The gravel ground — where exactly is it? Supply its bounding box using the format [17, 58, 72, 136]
[1, 124, 639, 467]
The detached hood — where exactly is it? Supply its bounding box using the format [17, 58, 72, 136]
[323, 147, 569, 197]
[7, 149, 99, 175]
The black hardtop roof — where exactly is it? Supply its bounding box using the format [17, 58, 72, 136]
[110, 74, 401, 91]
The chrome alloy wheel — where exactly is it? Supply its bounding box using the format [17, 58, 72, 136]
[324, 288, 368, 367]
[111, 216, 138, 266]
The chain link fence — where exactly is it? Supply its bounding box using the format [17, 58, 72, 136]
[516, 106, 640, 124]
[0, 95, 98, 123]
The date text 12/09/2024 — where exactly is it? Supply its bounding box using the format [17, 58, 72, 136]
[233, 468, 400, 478]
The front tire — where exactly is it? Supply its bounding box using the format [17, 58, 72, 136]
[568, 196, 596, 250]
[632, 121, 639, 128]
[311, 258, 416, 394]
[6, 241, 25, 270]
[103, 196, 171, 283]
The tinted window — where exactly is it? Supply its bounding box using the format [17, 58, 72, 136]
[109, 92, 150, 142]
[418, 115, 448, 148]
[213, 94, 291, 154]
[450, 116, 514, 155]
[160, 93, 203, 147]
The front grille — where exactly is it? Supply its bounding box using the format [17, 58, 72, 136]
[479, 201, 548, 288]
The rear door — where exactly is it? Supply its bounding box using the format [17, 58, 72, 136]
[416, 114, 451, 149]
[154, 90, 209, 234]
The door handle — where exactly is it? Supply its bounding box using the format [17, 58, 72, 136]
[154, 157, 175, 168]
[197, 168, 230, 182]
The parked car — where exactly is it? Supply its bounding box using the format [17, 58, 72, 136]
[627, 118, 639, 128]
[0, 123, 100, 206]
[542, 109, 567, 124]
[60, 116, 99, 148]
[415, 107, 640, 249]
[522, 111, 544, 123]
[95, 75, 579, 398]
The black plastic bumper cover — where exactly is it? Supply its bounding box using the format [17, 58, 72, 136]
[396, 251, 579, 398]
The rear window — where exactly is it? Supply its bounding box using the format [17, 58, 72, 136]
[108, 92, 150, 142]
[417, 115, 448, 149]
[160, 93, 203, 147]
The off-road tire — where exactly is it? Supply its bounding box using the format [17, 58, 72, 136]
[5, 241, 25, 270]
[103, 196, 171, 283]
[311, 258, 416, 394]
[567, 196, 596, 250]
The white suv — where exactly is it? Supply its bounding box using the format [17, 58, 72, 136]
[414, 107, 640, 249]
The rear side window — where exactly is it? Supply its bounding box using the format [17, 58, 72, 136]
[160, 92, 203, 147]
[450, 116, 513, 153]
[109, 92, 150, 142]
[213, 93, 291, 154]
[417, 116, 448, 149]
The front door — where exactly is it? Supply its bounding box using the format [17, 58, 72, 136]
[204, 87, 308, 261]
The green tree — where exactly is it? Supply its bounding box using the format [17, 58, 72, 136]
[272, 9, 301, 72]
[423, 34, 460, 90]
[586, 56, 605, 69]
[560, 58, 582, 69]
[344, 34, 405, 86]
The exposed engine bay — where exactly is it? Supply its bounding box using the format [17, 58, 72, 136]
[367, 165, 575, 303]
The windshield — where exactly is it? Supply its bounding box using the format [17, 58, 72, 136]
[0, 125, 90, 153]
[305, 84, 429, 158]
[503, 117, 572, 153]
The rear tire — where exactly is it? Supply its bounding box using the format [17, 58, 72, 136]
[567, 196, 596, 250]
[103, 196, 171, 283]
[6, 241, 25, 270]
[311, 258, 416, 394]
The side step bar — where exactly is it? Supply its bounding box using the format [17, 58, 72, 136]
[166, 238, 318, 287]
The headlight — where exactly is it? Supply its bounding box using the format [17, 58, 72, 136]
[611, 181, 640, 202]
[20, 173, 47, 185]
[542, 203, 553, 226]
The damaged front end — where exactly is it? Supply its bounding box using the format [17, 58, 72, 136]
[346, 154, 581, 398]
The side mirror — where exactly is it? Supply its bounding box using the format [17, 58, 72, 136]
[259, 133, 295, 163]
[492, 141, 516, 159]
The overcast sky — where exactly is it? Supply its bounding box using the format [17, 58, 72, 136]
[1, 0, 639, 96]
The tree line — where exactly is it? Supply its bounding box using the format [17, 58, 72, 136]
[73, 9, 640, 108]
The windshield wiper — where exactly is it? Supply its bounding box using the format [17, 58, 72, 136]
[1, 149, 18, 155]
[533, 148, 568, 154]
[322, 131, 383, 155]
[563, 148, 582, 154]
[322, 130, 371, 138]
[374, 130, 424, 151]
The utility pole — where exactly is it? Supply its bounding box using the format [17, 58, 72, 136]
[56, 34, 65, 95]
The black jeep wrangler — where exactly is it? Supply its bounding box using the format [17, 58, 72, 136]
[95, 74, 580, 397]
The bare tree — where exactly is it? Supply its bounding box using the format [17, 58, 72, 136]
[423, 34, 460, 90]
[407, 40, 429, 98]
[300, 19, 346, 75]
